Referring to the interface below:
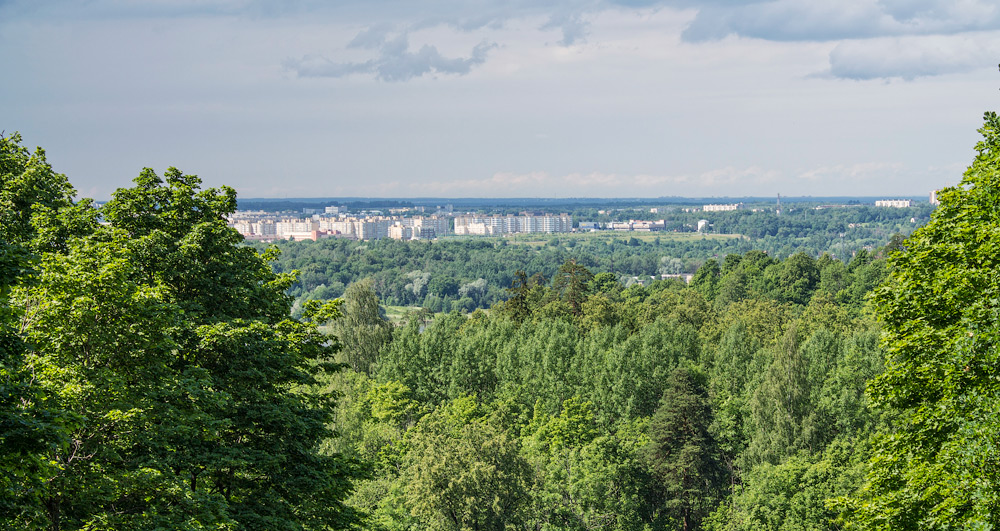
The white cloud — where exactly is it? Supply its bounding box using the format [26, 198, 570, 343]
[285, 32, 497, 81]
[670, 0, 1000, 79]
[825, 34, 999, 80]
[682, 0, 890, 42]
[681, 0, 1000, 42]
[541, 12, 591, 46]
[2, 0, 992, 200]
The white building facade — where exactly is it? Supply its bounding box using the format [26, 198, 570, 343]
[875, 199, 912, 208]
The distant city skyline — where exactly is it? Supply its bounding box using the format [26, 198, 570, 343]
[3, 0, 998, 200]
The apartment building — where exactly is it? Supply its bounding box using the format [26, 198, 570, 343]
[702, 203, 741, 212]
[875, 199, 912, 208]
[453, 213, 571, 235]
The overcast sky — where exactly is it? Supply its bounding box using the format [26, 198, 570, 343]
[3, 0, 999, 200]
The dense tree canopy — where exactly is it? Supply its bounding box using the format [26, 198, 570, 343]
[325, 247, 892, 530]
[0, 132, 88, 525]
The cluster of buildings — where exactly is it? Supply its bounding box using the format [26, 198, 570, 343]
[452, 213, 572, 236]
[605, 220, 668, 231]
[228, 210, 574, 241]
[677, 203, 744, 213]
[227, 195, 933, 243]
[228, 212, 451, 241]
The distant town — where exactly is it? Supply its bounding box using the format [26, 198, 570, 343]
[227, 197, 929, 242]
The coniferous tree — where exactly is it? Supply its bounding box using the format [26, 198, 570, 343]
[550, 259, 594, 316]
[646, 368, 727, 531]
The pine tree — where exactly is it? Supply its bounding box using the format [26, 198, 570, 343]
[646, 368, 727, 531]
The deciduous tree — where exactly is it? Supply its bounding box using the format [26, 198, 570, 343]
[332, 278, 393, 375]
[397, 396, 531, 530]
[16, 167, 363, 530]
[850, 111, 1000, 529]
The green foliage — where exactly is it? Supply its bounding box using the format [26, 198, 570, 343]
[377, 311, 468, 405]
[337, 232, 904, 528]
[549, 259, 594, 315]
[646, 368, 728, 531]
[590, 271, 622, 294]
[772, 252, 819, 305]
[523, 400, 662, 530]
[708, 439, 869, 531]
[746, 325, 811, 467]
[709, 320, 759, 461]
[691, 258, 721, 300]
[1, 133, 912, 531]
[395, 396, 532, 530]
[331, 278, 393, 375]
[6, 164, 363, 530]
[256, 201, 914, 314]
[326, 244, 892, 530]
[848, 111, 1000, 529]
[0, 132, 83, 525]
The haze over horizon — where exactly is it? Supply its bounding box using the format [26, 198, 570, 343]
[3, 0, 998, 200]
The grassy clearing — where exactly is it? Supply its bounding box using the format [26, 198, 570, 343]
[383, 305, 424, 324]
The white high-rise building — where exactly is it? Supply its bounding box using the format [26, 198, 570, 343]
[276, 219, 318, 238]
[453, 213, 570, 235]
[388, 224, 413, 240]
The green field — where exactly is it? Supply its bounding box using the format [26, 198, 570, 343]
[383, 305, 425, 323]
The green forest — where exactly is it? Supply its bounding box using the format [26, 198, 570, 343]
[3, 111, 1000, 530]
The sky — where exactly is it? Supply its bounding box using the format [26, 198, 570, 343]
[2, 0, 999, 200]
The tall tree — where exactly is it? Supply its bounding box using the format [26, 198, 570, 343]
[550, 259, 593, 316]
[332, 278, 393, 375]
[746, 325, 809, 467]
[850, 110, 1000, 529]
[690, 259, 720, 301]
[0, 132, 87, 526]
[646, 368, 727, 531]
[774, 252, 819, 305]
[499, 270, 545, 322]
[16, 167, 363, 530]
